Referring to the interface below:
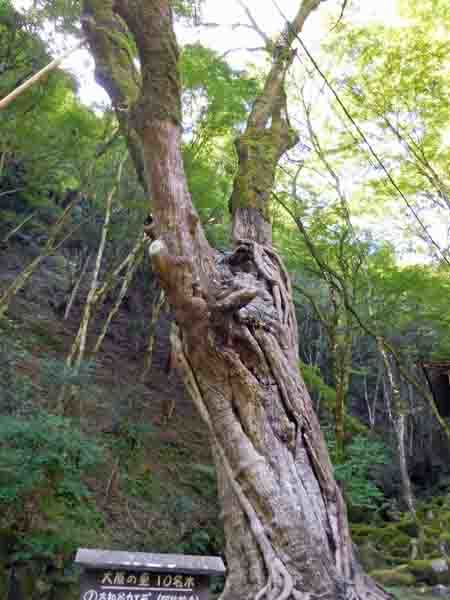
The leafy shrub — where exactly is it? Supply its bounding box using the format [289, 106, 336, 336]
[0, 324, 34, 414]
[327, 433, 390, 513]
[40, 357, 97, 389]
[112, 420, 155, 456]
[0, 323, 97, 415]
[0, 411, 102, 503]
[300, 360, 336, 406]
[0, 411, 105, 558]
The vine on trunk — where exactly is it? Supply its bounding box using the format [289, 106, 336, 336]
[149, 237, 389, 600]
[84, 1, 392, 598]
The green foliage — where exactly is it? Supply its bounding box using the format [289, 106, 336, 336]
[0, 0, 119, 245]
[368, 259, 450, 358]
[300, 359, 336, 404]
[179, 525, 225, 562]
[40, 357, 96, 388]
[180, 43, 260, 247]
[184, 462, 217, 500]
[322, 0, 450, 253]
[110, 420, 156, 459]
[0, 410, 105, 558]
[0, 411, 102, 502]
[181, 43, 259, 137]
[172, 0, 203, 22]
[22, 0, 83, 36]
[327, 433, 390, 512]
[370, 568, 416, 588]
[0, 323, 35, 414]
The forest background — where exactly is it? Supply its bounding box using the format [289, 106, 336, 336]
[0, 0, 450, 598]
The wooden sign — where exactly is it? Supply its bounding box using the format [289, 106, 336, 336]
[75, 549, 226, 600]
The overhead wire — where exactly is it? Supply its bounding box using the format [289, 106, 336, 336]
[270, 0, 450, 267]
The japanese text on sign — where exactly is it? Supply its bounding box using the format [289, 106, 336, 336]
[81, 571, 204, 600]
[83, 593, 200, 600]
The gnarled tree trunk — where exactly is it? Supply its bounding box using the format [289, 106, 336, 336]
[84, 1, 391, 598]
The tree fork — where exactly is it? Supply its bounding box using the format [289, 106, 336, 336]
[86, 0, 392, 597]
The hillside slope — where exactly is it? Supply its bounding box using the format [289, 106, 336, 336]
[0, 239, 223, 599]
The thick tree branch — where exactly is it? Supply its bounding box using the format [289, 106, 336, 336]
[84, 0, 215, 296]
[111, 0, 213, 280]
[81, 0, 147, 191]
[230, 0, 325, 245]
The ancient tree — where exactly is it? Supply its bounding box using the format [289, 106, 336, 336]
[82, 1, 391, 598]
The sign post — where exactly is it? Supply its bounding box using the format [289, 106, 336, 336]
[75, 549, 226, 600]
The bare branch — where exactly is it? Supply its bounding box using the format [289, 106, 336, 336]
[237, 0, 271, 45]
[219, 47, 265, 60]
[330, 0, 349, 31]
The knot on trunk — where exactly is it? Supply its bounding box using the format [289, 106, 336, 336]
[149, 239, 209, 342]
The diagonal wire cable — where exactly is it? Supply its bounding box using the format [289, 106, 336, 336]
[270, 0, 450, 267]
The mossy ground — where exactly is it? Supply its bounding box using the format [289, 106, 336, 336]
[387, 587, 448, 600]
[353, 500, 450, 568]
[354, 496, 450, 592]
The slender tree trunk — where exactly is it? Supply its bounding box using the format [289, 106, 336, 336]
[372, 361, 382, 428]
[364, 365, 381, 430]
[328, 294, 352, 463]
[0, 150, 7, 178]
[378, 340, 416, 519]
[64, 252, 92, 320]
[92, 244, 144, 354]
[93, 235, 147, 308]
[333, 331, 352, 463]
[141, 287, 166, 381]
[58, 158, 124, 411]
[85, 1, 391, 598]
[335, 363, 350, 461]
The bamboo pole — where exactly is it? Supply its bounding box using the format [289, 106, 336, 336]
[0, 151, 7, 178]
[0, 41, 84, 111]
[0, 197, 79, 317]
[2, 211, 36, 243]
[93, 235, 146, 308]
[58, 156, 126, 412]
[92, 243, 144, 355]
[64, 252, 92, 320]
[141, 287, 166, 381]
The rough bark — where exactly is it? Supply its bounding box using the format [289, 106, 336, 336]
[81, 0, 147, 191]
[85, 1, 391, 598]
